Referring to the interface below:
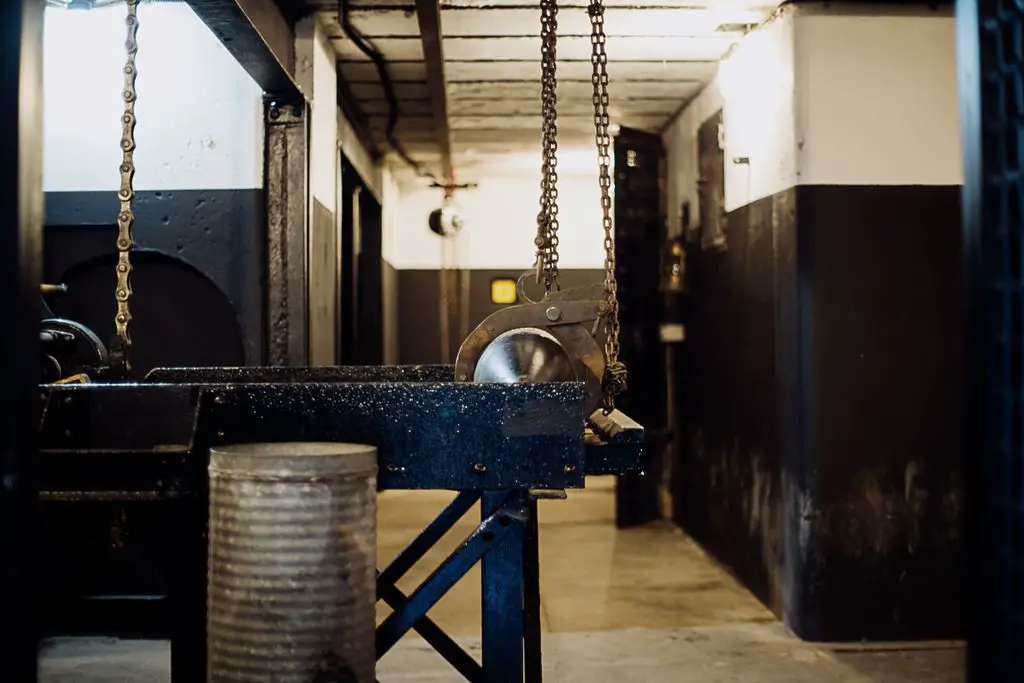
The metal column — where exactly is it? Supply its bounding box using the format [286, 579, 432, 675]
[264, 98, 309, 366]
[480, 491, 525, 682]
[0, 0, 44, 679]
[958, 0, 1024, 679]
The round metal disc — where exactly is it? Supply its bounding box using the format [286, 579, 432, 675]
[473, 327, 577, 384]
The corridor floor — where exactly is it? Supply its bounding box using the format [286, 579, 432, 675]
[39, 477, 964, 682]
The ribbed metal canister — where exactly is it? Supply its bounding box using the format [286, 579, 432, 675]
[207, 442, 377, 683]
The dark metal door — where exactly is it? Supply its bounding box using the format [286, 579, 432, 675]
[696, 110, 726, 251]
[339, 160, 384, 365]
[613, 127, 665, 528]
[356, 188, 384, 365]
[339, 163, 361, 364]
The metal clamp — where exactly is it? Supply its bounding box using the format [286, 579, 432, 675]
[455, 281, 609, 415]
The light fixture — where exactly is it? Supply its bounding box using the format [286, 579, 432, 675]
[427, 205, 463, 237]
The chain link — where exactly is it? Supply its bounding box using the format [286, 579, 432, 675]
[535, 0, 560, 293]
[111, 0, 140, 375]
[588, 0, 627, 412]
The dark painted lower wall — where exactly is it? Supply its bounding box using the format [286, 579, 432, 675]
[675, 184, 964, 642]
[397, 269, 603, 364]
[40, 189, 265, 635]
[676, 190, 789, 612]
[43, 190, 264, 375]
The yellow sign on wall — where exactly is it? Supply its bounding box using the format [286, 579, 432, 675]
[490, 278, 518, 305]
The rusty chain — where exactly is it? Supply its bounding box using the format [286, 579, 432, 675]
[111, 0, 139, 375]
[535, 0, 560, 293]
[588, 0, 627, 411]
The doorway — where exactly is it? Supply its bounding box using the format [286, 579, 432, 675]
[339, 158, 383, 366]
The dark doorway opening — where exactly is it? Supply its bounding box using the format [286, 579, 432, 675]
[697, 109, 726, 252]
[613, 126, 666, 528]
[46, 249, 244, 379]
[339, 159, 383, 365]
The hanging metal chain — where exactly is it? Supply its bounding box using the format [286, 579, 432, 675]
[534, 0, 560, 293]
[588, 0, 627, 412]
[111, 0, 140, 374]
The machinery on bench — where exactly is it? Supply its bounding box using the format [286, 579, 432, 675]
[36, 1, 642, 682]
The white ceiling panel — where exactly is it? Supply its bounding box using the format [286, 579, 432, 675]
[442, 36, 734, 61]
[337, 8, 760, 38]
[332, 37, 424, 61]
[444, 60, 714, 83]
[350, 81, 430, 99]
[339, 60, 427, 82]
[360, 98, 433, 115]
[320, 0, 781, 172]
[369, 124, 437, 142]
[449, 114, 666, 130]
[309, 0, 412, 8]
[440, 8, 758, 37]
[320, 8, 417, 38]
[449, 98, 682, 117]
[329, 0, 774, 8]
[334, 35, 732, 62]
[452, 128, 593, 145]
[341, 60, 712, 85]
[447, 80, 700, 100]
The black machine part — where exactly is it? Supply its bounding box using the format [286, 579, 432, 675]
[40, 318, 109, 383]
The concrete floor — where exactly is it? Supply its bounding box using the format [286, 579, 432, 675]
[39, 477, 965, 682]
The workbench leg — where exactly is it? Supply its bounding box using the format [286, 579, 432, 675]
[523, 498, 543, 682]
[170, 497, 207, 683]
[481, 491, 525, 683]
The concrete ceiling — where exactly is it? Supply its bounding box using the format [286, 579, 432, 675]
[304, 0, 779, 179]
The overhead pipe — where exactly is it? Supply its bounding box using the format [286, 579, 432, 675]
[338, 0, 437, 181]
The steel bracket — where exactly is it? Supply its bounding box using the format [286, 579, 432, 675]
[376, 489, 543, 683]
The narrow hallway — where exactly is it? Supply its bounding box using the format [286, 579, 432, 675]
[375, 477, 964, 682]
[38, 477, 963, 682]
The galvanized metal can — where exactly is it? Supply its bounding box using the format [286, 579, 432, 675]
[207, 442, 377, 683]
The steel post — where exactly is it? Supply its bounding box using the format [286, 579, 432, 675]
[956, 0, 1023, 678]
[523, 498, 543, 682]
[481, 491, 526, 682]
[0, 1, 44, 680]
[265, 99, 310, 366]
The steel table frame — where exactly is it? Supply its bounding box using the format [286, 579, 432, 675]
[37, 365, 643, 683]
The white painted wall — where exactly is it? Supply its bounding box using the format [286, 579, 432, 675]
[388, 151, 608, 270]
[381, 167, 401, 364]
[43, 3, 264, 192]
[339, 110, 382, 202]
[296, 16, 339, 209]
[718, 9, 798, 211]
[382, 167, 402, 264]
[663, 4, 961, 229]
[295, 16, 343, 365]
[663, 7, 797, 233]
[663, 79, 722, 238]
[794, 9, 961, 186]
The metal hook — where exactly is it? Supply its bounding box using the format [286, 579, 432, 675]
[516, 271, 547, 305]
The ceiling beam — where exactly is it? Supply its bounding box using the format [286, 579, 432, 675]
[185, 0, 301, 99]
[413, 0, 454, 180]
